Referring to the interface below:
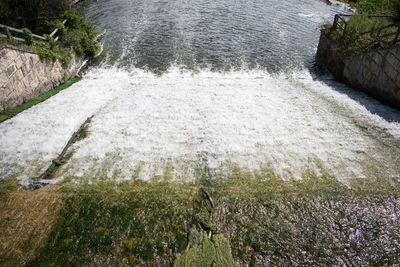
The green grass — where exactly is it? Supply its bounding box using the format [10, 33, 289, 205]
[0, 176, 19, 203]
[27, 180, 196, 266]
[324, 14, 399, 56]
[323, 0, 400, 55]
[341, 0, 400, 15]
[0, 77, 81, 123]
[23, 166, 400, 266]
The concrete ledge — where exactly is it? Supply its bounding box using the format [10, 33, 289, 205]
[0, 44, 37, 55]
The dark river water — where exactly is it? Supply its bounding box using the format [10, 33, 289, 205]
[85, 0, 349, 73]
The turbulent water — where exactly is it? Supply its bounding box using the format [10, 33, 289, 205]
[0, 0, 399, 185]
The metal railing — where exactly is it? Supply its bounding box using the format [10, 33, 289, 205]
[0, 19, 67, 43]
[331, 14, 400, 46]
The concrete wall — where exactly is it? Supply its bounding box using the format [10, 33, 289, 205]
[317, 32, 400, 109]
[0, 44, 84, 113]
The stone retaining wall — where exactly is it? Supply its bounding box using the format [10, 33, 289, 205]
[317, 32, 400, 109]
[0, 44, 84, 113]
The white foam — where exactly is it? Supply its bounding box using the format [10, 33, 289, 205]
[1, 67, 399, 184]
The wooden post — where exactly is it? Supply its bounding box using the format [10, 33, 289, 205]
[333, 15, 339, 30]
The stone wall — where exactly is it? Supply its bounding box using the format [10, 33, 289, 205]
[317, 32, 400, 109]
[0, 44, 84, 113]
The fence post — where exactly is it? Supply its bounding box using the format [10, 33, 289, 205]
[342, 18, 348, 38]
[333, 15, 339, 30]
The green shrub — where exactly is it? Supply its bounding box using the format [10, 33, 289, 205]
[37, 44, 57, 62]
[354, 0, 393, 14]
[21, 28, 33, 45]
[44, 34, 56, 49]
[63, 29, 97, 58]
[54, 20, 66, 38]
[393, 0, 400, 19]
[60, 9, 98, 58]
[328, 14, 396, 55]
[62, 9, 86, 30]
[1, 8, 99, 67]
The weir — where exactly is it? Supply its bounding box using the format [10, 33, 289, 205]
[0, 0, 399, 185]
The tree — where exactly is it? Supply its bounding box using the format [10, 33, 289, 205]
[0, 0, 71, 33]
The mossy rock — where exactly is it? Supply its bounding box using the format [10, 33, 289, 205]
[212, 234, 237, 267]
[174, 228, 237, 267]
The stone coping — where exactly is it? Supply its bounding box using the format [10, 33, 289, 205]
[0, 43, 37, 55]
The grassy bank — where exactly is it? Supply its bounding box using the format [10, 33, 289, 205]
[323, 0, 400, 55]
[1, 167, 399, 266]
[341, 0, 400, 15]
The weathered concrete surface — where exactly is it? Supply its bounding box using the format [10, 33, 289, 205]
[0, 44, 84, 113]
[317, 32, 400, 109]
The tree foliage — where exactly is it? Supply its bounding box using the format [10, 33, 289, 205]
[0, 0, 70, 33]
[346, 0, 400, 17]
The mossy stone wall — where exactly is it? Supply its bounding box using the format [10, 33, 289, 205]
[0, 44, 84, 113]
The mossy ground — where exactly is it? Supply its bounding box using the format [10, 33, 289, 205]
[1, 165, 399, 266]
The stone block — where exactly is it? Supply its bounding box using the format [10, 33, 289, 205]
[6, 69, 23, 96]
[0, 85, 6, 97]
[14, 69, 23, 83]
[2, 49, 14, 62]
[6, 64, 17, 77]
[361, 54, 370, 67]
[386, 53, 400, 70]
[14, 80, 26, 96]
[0, 71, 8, 87]
[0, 48, 6, 58]
[3, 80, 14, 97]
[15, 53, 25, 68]
[30, 55, 39, 68]
[29, 71, 40, 89]
[392, 46, 400, 60]
[369, 60, 381, 77]
[21, 60, 32, 76]
[383, 62, 397, 82]
[383, 73, 397, 90]
[21, 53, 29, 64]
[22, 77, 31, 90]
[395, 72, 400, 88]
[363, 70, 373, 84]
[372, 51, 383, 65]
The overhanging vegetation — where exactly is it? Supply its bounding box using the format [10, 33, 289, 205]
[323, 0, 400, 55]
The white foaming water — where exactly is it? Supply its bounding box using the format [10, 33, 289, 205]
[1, 67, 399, 185]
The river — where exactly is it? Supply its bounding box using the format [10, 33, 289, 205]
[0, 0, 399, 185]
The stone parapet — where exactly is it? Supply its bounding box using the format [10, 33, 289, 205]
[0, 44, 84, 113]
